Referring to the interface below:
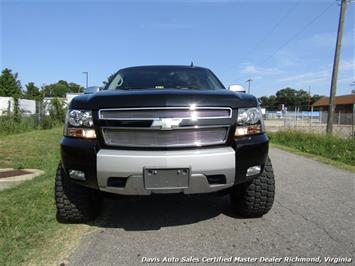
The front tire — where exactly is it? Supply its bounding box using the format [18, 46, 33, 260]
[230, 157, 275, 218]
[55, 163, 101, 223]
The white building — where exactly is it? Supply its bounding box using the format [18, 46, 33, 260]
[0, 97, 36, 116]
[0, 93, 83, 116]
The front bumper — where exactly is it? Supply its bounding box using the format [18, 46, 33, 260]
[60, 133, 269, 194]
[97, 147, 235, 195]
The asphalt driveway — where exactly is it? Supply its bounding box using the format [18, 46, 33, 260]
[66, 148, 354, 265]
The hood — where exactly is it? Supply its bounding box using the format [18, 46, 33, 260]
[70, 89, 258, 110]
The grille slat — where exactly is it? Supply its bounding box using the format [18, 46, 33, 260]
[101, 127, 229, 148]
[99, 107, 231, 120]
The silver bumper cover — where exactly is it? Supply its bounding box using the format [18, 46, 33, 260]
[97, 147, 235, 195]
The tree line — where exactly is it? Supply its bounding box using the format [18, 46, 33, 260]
[0, 68, 84, 101]
[258, 88, 324, 111]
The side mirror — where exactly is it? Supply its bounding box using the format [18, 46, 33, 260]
[228, 84, 246, 93]
[84, 86, 101, 94]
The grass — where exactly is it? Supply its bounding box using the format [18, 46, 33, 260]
[270, 143, 355, 173]
[268, 130, 355, 169]
[0, 116, 38, 136]
[0, 116, 63, 137]
[0, 127, 88, 265]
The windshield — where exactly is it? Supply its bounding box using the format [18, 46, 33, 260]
[106, 67, 225, 90]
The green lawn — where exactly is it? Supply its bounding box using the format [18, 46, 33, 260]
[268, 130, 355, 171]
[0, 128, 87, 265]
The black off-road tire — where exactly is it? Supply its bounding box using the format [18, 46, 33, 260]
[230, 157, 275, 218]
[55, 163, 101, 223]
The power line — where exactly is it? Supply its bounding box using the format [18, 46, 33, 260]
[239, 1, 301, 64]
[252, 0, 302, 53]
[258, 0, 336, 66]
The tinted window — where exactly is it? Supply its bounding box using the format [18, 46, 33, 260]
[106, 67, 225, 90]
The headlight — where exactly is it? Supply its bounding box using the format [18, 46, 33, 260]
[64, 110, 96, 139]
[68, 110, 93, 127]
[235, 107, 263, 137]
[237, 107, 262, 125]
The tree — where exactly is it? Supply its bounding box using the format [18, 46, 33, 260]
[49, 97, 66, 122]
[258, 95, 277, 110]
[25, 82, 42, 100]
[0, 68, 22, 97]
[67, 82, 84, 93]
[258, 96, 269, 106]
[294, 89, 309, 109]
[42, 81, 84, 97]
[275, 88, 297, 108]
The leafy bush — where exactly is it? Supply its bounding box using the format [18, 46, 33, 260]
[268, 130, 355, 166]
[0, 97, 66, 136]
[48, 97, 66, 122]
[0, 115, 38, 136]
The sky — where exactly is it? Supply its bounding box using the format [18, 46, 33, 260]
[0, 0, 354, 97]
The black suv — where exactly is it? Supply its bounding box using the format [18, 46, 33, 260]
[55, 65, 275, 222]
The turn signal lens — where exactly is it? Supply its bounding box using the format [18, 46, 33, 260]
[235, 124, 261, 137]
[67, 128, 96, 139]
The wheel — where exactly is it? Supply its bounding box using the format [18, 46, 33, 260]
[55, 163, 101, 223]
[230, 157, 275, 218]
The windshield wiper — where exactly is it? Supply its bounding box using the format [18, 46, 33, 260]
[115, 86, 204, 90]
[174, 86, 203, 90]
[115, 87, 150, 90]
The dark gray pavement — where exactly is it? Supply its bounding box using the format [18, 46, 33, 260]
[67, 148, 354, 265]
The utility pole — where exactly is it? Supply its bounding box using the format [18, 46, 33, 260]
[82, 72, 89, 90]
[308, 86, 311, 111]
[246, 79, 253, 94]
[326, 0, 348, 134]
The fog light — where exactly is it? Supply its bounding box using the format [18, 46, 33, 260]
[246, 166, 261, 176]
[69, 170, 86, 181]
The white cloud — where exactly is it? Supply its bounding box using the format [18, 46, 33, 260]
[277, 69, 330, 85]
[240, 64, 281, 75]
[238, 28, 354, 93]
[240, 65, 258, 74]
[275, 55, 354, 87]
[340, 58, 355, 72]
[337, 76, 355, 84]
[269, 29, 354, 68]
[307, 32, 335, 48]
[289, 29, 354, 50]
[271, 49, 305, 67]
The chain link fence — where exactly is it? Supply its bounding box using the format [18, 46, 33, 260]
[0, 97, 67, 135]
[264, 108, 354, 139]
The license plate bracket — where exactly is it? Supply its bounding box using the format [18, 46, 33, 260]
[144, 168, 190, 190]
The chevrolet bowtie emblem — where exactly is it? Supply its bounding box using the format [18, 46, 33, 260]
[151, 118, 183, 130]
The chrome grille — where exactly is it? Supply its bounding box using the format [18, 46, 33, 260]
[99, 107, 232, 120]
[99, 107, 232, 148]
[101, 127, 229, 148]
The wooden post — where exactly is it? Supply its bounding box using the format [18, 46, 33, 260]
[352, 103, 354, 139]
[327, 0, 348, 134]
[7, 100, 11, 114]
[295, 107, 297, 128]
